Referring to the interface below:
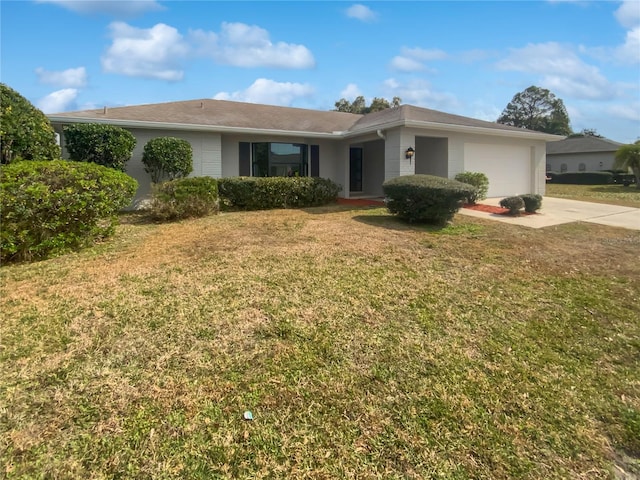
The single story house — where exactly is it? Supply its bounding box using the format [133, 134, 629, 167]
[47, 99, 562, 201]
[546, 136, 623, 173]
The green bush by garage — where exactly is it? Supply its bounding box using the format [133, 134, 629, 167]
[1, 160, 137, 262]
[382, 174, 477, 224]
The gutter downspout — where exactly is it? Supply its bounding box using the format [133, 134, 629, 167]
[376, 129, 386, 140]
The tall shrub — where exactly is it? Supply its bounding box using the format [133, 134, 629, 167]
[64, 123, 136, 171]
[382, 174, 476, 224]
[142, 137, 193, 183]
[454, 171, 489, 204]
[0, 83, 60, 163]
[1, 160, 137, 262]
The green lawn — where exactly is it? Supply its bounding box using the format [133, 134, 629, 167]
[545, 182, 640, 207]
[1, 204, 639, 479]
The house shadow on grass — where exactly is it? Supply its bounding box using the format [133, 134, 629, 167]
[352, 212, 449, 233]
[118, 210, 158, 225]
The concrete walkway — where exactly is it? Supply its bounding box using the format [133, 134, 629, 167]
[459, 197, 640, 230]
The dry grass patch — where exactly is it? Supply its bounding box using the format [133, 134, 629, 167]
[1, 205, 639, 479]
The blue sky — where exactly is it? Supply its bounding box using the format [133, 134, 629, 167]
[2, 0, 639, 142]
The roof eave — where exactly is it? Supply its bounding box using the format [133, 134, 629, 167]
[47, 114, 566, 142]
[346, 119, 565, 141]
[46, 115, 341, 139]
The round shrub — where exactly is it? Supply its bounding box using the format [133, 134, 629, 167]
[142, 137, 193, 183]
[150, 177, 219, 221]
[454, 171, 489, 204]
[63, 123, 136, 171]
[1, 160, 137, 262]
[0, 83, 60, 163]
[382, 174, 476, 224]
[218, 177, 340, 211]
[519, 193, 542, 213]
[499, 196, 525, 215]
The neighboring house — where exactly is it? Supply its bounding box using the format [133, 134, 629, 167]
[47, 99, 562, 201]
[546, 136, 623, 173]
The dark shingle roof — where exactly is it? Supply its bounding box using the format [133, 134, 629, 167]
[348, 104, 533, 134]
[49, 99, 558, 139]
[50, 99, 361, 134]
[546, 136, 623, 155]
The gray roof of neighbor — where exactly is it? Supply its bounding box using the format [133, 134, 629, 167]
[48, 99, 557, 138]
[546, 136, 623, 155]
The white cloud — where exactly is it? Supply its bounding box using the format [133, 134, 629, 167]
[459, 49, 496, 63]
[35, 67, 87, 88]
[36, 0, 163, 17]
[37, 88, 78, 113]
[390, 47, 446, 72]
[615, 26, 640, 64]
[213, 78, 314, 106]
[607, 102, 640, 122]
[470, 101, 503, 122]
[346, 4, 377, 22]
[340, 83, 362, 100]
[101, 22, 188, 81]
[400, 47, 447, 62]
[190, 22, 315, 69]
[496, 42, 616, 100]
[390, 56, 425, 72]
[382, 78, 458, 111]
[615, 0, 640, 29]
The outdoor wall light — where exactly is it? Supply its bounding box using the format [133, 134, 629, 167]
[405, 147, 415, 160]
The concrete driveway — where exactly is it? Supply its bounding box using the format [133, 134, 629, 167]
[459, 196, 640, 230]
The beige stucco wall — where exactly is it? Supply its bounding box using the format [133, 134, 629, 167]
[395, 128, 547, 196]
[51, 120, 549, 202]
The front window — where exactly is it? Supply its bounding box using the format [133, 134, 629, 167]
[252, 142, 308, 177]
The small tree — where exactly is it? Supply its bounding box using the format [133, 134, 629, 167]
[0, 83, 60, 163]
[614, 141, 640, 189]
[64, 123, 136, 171]
[142, 137, 193, 183]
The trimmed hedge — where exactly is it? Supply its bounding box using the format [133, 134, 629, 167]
[499, 196, 525, 215]
[217, 177, 340, 210]
[454, 171, 488, 204]
[1, 160, 137, 262]
[382, 174, 476, 224]
[547, 171, 614, 185]
[150, 177, 219, 221]
[520, 193, 543, 213]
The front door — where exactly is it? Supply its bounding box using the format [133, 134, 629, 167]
[349, 147, 363, 192]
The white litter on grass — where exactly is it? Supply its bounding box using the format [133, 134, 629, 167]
[243, 411, 253, 421]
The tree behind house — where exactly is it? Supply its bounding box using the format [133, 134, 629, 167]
[334, 96, 401, 114]
[497, 86, 572, 136]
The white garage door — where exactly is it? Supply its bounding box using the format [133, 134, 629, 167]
[464, 143, 532, 197]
